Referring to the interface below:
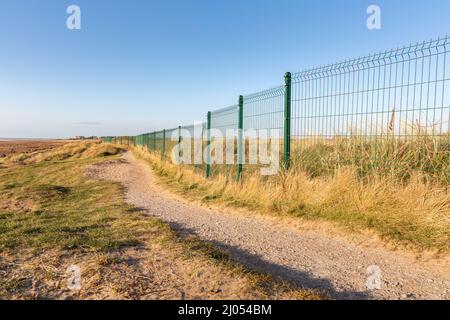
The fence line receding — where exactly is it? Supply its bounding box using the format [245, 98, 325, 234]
[103, 36, 450, 182]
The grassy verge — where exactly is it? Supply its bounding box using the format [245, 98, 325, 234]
[0, 141, 319, 300]
[131, 146, 450, 253]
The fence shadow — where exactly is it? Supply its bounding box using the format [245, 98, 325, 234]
[168, 221, 371, 300]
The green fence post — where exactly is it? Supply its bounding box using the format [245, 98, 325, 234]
[284, 72, 292, 170]
[153, 132, 156, 151]
[178, 126, 182, 163]
[237, 95, 244, 180]
[206, 112, 212, 178]
[162, 129, 166, 159]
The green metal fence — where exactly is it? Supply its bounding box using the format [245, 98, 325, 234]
[243, 85, 286, 175]
[209, 104, 239, 177]
[103, 36, 450, 182]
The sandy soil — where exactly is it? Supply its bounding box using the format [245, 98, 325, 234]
[1, 244, 292, 300]
[87, 152, 450, 300]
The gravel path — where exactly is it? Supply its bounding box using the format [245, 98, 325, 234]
[87, 152, 450, 300]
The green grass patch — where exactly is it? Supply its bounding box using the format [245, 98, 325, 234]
[0, 145, 158, 253]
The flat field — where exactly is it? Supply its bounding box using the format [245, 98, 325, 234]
[0, 140, 70, 157]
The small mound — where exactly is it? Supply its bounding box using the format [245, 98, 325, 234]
[99, 146, 122, 157]
[81, 144, 123, 159]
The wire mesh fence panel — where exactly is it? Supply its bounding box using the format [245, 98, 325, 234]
[136, 135, 142, 147]
[142, 133, 149, 151]
[291, 37, 450, 181]
[180, 123, 206, 174]
[211, 105, 238, 134]
[153, 130, 165, 155]
[162, 127, 179, 160]
[209, 105, 239, 177]
[243, 86, 285, 176]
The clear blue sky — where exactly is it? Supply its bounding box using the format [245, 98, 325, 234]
[1, 0, 449, 138]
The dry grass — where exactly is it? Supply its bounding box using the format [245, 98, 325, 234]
[132, 145, 450, 253]
[0, 141, 320, 300]
[292, 133, 450, 183]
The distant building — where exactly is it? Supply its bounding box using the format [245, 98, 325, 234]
[72, 136, 99, 140]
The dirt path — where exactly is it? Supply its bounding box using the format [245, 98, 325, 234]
[88, 152, 450, 300]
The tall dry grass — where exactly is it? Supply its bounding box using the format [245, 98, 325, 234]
[293, 133, 450, 184]
[132, 139, 450, 252]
